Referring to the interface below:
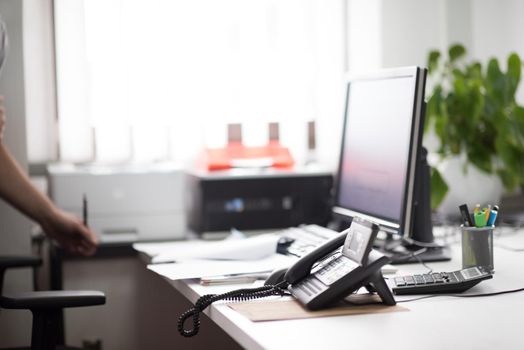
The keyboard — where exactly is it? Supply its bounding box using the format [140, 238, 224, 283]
[276, 224, 339, 257]
[392, 266, 493, 295]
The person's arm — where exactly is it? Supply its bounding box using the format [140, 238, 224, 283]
[0, 145, 98, 256]
[0, 144, 98, 255]
[0, 96, 5, 142]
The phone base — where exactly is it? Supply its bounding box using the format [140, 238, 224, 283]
[364, 271, 396, 305]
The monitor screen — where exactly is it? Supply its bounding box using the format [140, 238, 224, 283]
[333, 67, 426, 236]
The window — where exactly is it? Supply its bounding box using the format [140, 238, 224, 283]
[53, 0, 345, 167]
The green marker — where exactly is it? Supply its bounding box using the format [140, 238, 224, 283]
[474, 211, 487, 227]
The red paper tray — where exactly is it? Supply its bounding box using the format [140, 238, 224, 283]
[204, 141, 294, 171]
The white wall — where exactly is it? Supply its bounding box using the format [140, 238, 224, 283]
[23, 0, 57, 162]
[471, 0, 524, 62]
[378, 0, 524, 91]
[445, 0, 473, 50]
[0, 0, 33, 346]
[381, 0, 446, 68]
[380, 0, 477, 69]
[470, 0, 524, 103]
[347, 0, 382, 72]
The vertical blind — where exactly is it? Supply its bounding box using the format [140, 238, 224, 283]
[54, 0, 346, 167]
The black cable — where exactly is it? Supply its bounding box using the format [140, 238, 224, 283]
[396, 295, 440, 303]
[449, 287, 524, 298]
[178, 281, 289, 337]
[285, 251, 302, 258]
[391, 248, 433, 274]
[401, 236, 446, 249]
[409, 249, 433, 274]
[397, 287, 524, 303]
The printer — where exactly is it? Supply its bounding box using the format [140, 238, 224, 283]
[187, 167, 333, 234]
[47, 164, 187, 242]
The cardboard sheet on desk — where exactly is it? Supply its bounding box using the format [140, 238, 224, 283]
[228, 294, 408, 322]
[147, 254, 294, 280]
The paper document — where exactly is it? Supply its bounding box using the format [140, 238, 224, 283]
[148, 254, 295, 280]
[134, 234, 281, 263]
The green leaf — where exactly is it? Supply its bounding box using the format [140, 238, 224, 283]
[467, 146, 493, 174]
[428, 50, 441, 74]
[425, 94, 438, 133]
[514, 106, 524, 140]
[453, 75, 467, 97]
[486, 58, 505, 104]
[496, 113, 524, 149]
[467, 62, 482, 79]
[497, 168, 518, 190]
[468, 82, 484, 123]
[494, 134, 523, 190]
[449, 44, 466, 62]
[486, 58, 502, 81]
[426, 44, 524, 192]
[430, 167, 449, 210]
[507, 53, 522, 97]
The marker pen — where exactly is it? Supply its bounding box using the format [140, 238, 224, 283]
[484, 205, 491, 222]
[474, 211, 487, 227]
[459, 204, 474, 226]
[487, 205, 499, 226]
[474, 203, 481, 214]
[82, 194, 88, 227]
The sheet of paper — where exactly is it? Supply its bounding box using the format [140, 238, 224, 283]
[134, 234, 281, 263]
[148, 254, 295, 280]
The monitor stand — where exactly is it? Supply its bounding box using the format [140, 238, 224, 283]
[383, 147, 451, 264]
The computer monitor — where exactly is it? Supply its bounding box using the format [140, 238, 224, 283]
[332, 66, 449, 262]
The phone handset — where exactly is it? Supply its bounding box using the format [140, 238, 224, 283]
[284, 231, 348, 285]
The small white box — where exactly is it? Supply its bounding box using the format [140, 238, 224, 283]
[47, 163, 187, 242]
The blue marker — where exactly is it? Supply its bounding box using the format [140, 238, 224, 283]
[486, 205, 499, 226]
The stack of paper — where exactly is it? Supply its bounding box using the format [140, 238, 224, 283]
[148, 254, 295, 280]
[134, 233, 281, 263]
[134, 233, 295, 281]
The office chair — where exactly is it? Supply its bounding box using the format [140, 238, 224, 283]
[0, 255, 106, 350]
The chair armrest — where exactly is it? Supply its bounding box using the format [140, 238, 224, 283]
[0, 290, 106, 310]
[0, 255, 42, 269]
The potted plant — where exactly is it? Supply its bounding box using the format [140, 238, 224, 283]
[425, 44, 524, 211]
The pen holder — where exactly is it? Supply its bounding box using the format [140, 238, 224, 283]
[461, 225, 494, 273]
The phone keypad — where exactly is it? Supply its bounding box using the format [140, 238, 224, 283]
[316, 256, 358, 286]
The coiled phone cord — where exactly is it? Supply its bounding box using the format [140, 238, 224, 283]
[178, 281, 289, 337]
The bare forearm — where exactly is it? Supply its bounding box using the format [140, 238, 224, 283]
[0, 144, 57, 225]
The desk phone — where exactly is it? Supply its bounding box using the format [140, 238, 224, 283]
[283, 216, 395, 310]
[178, 217, 396, 337]
[392, 266, 493, 295]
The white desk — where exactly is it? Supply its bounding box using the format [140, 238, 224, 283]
[149, 231, 524, 350]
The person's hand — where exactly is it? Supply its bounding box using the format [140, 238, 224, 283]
[41, 208, 98, 256]
[0, 96, 5, 142]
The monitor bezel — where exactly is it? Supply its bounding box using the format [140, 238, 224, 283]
[332, 66, 427, 237]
